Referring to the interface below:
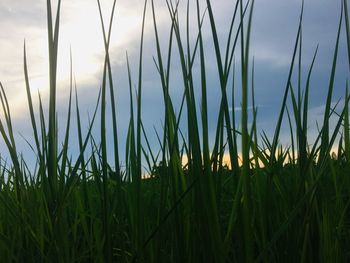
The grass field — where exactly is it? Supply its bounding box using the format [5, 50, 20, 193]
[0, 0, 350, 262]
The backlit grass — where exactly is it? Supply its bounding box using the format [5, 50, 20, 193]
[0, 0, 350, 262]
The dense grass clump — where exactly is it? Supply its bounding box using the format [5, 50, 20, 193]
[0, 0, 350, 262]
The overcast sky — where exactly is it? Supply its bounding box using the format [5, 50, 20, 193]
[0, 0, 348, 166]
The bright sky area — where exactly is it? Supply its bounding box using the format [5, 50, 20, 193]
[0, 0, 348, 166]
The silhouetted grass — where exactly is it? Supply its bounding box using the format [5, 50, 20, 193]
[0, 0, 349, 262]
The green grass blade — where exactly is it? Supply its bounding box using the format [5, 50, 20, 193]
[320, 2, 343, 160]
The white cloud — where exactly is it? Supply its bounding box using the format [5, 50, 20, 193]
[0, 0, 347, 161]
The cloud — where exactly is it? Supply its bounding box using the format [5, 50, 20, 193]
[0, 0, 348, 165]
[250, 0, 342, 68]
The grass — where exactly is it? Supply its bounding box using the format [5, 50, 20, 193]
[0, 0, 350, 262]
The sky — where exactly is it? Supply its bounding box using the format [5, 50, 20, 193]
[0, 0, 348, 168]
